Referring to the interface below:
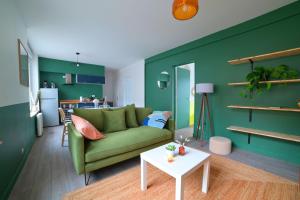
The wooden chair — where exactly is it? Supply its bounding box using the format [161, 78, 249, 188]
[58, 108, 72, 147]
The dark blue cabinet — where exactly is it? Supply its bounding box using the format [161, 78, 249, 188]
[76, 74, 105, 85]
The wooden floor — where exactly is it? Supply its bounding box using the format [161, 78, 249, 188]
[64, 155, 299, 200]
[9, 126, 299, 200]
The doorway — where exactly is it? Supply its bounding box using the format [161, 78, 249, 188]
[175, 63, 195, 137]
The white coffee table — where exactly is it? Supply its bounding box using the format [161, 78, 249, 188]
[140, 142, 211, 200]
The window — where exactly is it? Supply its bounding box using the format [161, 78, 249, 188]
[27, 47, 40, 117]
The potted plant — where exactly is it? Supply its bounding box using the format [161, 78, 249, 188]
[240, 65, 298, 98]
[175, 136, 191, 155]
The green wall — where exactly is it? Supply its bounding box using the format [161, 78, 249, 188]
[145, 2, 300, 164]
[0, 103, 36, 200]
[39, 57, 105, 100]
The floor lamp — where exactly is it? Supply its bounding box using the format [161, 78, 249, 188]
[195, 83, 214, 142]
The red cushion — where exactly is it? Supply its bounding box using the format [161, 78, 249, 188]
[71, 115, 104, 140]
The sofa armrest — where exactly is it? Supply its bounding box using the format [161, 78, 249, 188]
[68, 124, 85, 175]
[165, 119, 175, 139]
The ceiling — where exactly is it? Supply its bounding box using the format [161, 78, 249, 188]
[16, 0, 295, 69]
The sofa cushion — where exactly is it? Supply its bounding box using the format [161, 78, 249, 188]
[143, 111, 172, 129]
[71, 115, 104, 140]
[135, 107, 153, 126]
[85, 126, 172, 162]
[103, 109, 127, 133]
[125, 104, 139, 128]
[73, 108, 104, 131]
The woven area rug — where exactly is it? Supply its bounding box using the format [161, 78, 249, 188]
[64, 155, 299, 200]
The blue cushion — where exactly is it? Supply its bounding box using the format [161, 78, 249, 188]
[143, 111, 171, 129]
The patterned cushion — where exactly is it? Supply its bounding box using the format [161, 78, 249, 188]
[143, 111, 172, 129]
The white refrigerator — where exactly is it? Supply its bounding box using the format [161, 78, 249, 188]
[40, 88, 59, 127]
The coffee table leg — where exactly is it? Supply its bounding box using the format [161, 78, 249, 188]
[202, 160, 210, 193]
[176, 177, 184, 200]
[141, 157, 147, 191]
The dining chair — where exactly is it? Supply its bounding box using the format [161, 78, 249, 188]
[58, 108, 72, 147]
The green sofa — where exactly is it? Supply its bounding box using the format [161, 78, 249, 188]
[68, 107, 175, 184]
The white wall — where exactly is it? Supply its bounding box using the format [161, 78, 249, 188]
[103, 68, 117, 103]
[0, 0, 36, 107]
[115, 60, 145, 107]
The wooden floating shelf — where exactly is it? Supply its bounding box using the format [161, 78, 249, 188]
[227, 105, 300, 112]
[227, 126, 300, 143]
[228, 47, 300, 65]
[227, 78, 300, 86]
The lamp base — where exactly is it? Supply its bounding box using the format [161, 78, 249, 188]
[199, 139, 208, 147]
[196, 93, 214, 141]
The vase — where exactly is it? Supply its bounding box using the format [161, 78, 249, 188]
[179, 146, 185, 155]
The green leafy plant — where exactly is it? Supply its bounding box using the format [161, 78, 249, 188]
[241, 65, 298, 98]
[165, 144, 176, 151]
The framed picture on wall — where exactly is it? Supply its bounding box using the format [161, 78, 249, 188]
[18, 39, 29, 87]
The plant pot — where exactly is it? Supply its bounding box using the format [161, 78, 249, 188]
[166, 150, 175, 157]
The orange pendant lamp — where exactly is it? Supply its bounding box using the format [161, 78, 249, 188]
[173, 0, 199, 20]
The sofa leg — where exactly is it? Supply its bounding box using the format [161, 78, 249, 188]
[84, 172, 91, 186]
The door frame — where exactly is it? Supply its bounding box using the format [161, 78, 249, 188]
[173, 62, 196, 130]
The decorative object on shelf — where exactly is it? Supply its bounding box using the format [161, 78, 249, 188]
[165, 144, 176, 162]
[43, 80, 48, 88]
[93, 98, 99, 108]
[50, 82, 56, 88]
[240, 65, 298, 98]
[173, 0, 198, 20]
[175, 135, 191, 155]
[157, 71, 170, 89]
[18, 39, 29, 86]
[64, 73, 72, 84]
[195, 83, 214, 142]
[75, 52, 80, 67]
[298, 99, 300, 108]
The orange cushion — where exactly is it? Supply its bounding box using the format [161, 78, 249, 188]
[71, 115, 104, 140]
